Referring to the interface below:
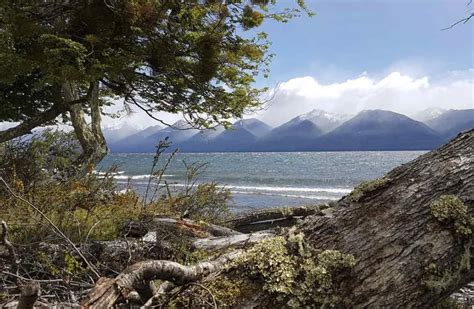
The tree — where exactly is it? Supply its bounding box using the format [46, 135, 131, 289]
[0, 0, 312, 167]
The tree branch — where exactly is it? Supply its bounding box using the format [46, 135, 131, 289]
[0, 88, 93, 144]
[81, 251, 241, 307]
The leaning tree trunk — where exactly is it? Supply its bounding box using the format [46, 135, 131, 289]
[298, 129, 473, 307]
[63, 81, 108, 170]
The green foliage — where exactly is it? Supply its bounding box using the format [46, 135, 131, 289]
[0, 0, 312, 131]
[0, 129, 80, 190]
[348, 177, 389, 202]
[233, 231, 355, 307]
[168, 183, 232, 224]
[0, 130, 233, 244]
[430, 195, 472, 236]
[205, 276, 260, 307]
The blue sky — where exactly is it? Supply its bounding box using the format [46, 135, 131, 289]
[256, 0, 473, 85]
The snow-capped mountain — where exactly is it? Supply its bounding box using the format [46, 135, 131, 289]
[295, 109, 351, 132]
[411, 108, 447, 122]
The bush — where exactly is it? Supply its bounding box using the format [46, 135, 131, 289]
[0, 130, 233, 244]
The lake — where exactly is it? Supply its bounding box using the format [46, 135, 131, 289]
[97, 151, 426, 212]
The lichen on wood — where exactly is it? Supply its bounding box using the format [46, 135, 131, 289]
[230, 230, 356, 307]
[430, 195, 473, 236]
[347, 177, 389, 202]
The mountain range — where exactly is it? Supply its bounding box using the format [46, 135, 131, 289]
[105, 109, 474, 153]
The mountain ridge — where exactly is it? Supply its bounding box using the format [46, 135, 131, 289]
[106, 109, 473, 152]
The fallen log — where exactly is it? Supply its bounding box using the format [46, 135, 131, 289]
[121, 217, 242, 239]
[226, 204, 328, 233]
[297, 129, 473, 307]
[192, 230, 275, 251]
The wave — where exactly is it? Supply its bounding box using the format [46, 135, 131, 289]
[230, 190, 340, 200]
[223, 185, 351, 194]
[98, 174, 175, 180]
[115, 181, 351, 195]
[92, 170, 125, 176]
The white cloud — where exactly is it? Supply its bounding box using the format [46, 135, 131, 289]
[255, 70, 473, 126]
[3, 70, 471, 132]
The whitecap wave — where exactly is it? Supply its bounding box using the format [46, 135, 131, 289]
[230, 190, 339, 200]
[92, 170, 125, 176]
[125, 183, 351, 194]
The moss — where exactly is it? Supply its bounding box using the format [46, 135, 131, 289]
[206, 276, 260, 307]
[232, 231, 356, 307]
[430, 195, 472, 236]
[348, 177, 389, 202]
[424, 246, 471, 294]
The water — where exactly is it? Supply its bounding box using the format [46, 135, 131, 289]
[97, 151, 425, 212]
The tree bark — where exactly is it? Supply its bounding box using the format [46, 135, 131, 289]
[64, 81, 108, 169]
[298, 129, 473, 307]
[0, 103, 71, 144]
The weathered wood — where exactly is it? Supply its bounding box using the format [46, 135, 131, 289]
[297, 130, 474, 307]
[192, 230, 275, 251]
[121, 217, 242, 239]
[81, 251, 241, 308]
[227, 204, 327, 232]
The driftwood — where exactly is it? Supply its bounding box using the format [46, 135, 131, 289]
[192, 230, 275, 251]
[227, 204, 328, 233]
[121, 217, 242, 239]
[81, 251, 241, 308]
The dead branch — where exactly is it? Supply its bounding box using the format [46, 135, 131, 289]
[226, 204, 327, 232]
[441, 12, 474, 30]
[192, 230, 274, 251]
[81, 251, 241, 307]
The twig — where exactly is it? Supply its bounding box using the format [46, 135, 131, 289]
[188, 282, 218, 309]
[0, 177, 100, 279]
[1, 220, 19, 274]
[441, 12, 474, 30]
[84, 220, 101, 244]
[2, 271, 63, 283]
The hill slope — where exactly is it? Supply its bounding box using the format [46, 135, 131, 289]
[310, 110, 443, 151]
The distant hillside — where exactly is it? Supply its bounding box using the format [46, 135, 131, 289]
[179, 119, 268, 152]
[105, 109, 470, 153]
[310, 110, 443, 151]
[255, 118, 323, 151]
[109, 121, 197, 152]
[411, 107, 447, 122]
[296, 109, 351, 132]
[108, 124, 163, 152]
[425, 109, 474, 141]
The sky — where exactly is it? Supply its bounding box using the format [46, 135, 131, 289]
[3, 0, 462, 131]
[101, 0, 473, 129]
